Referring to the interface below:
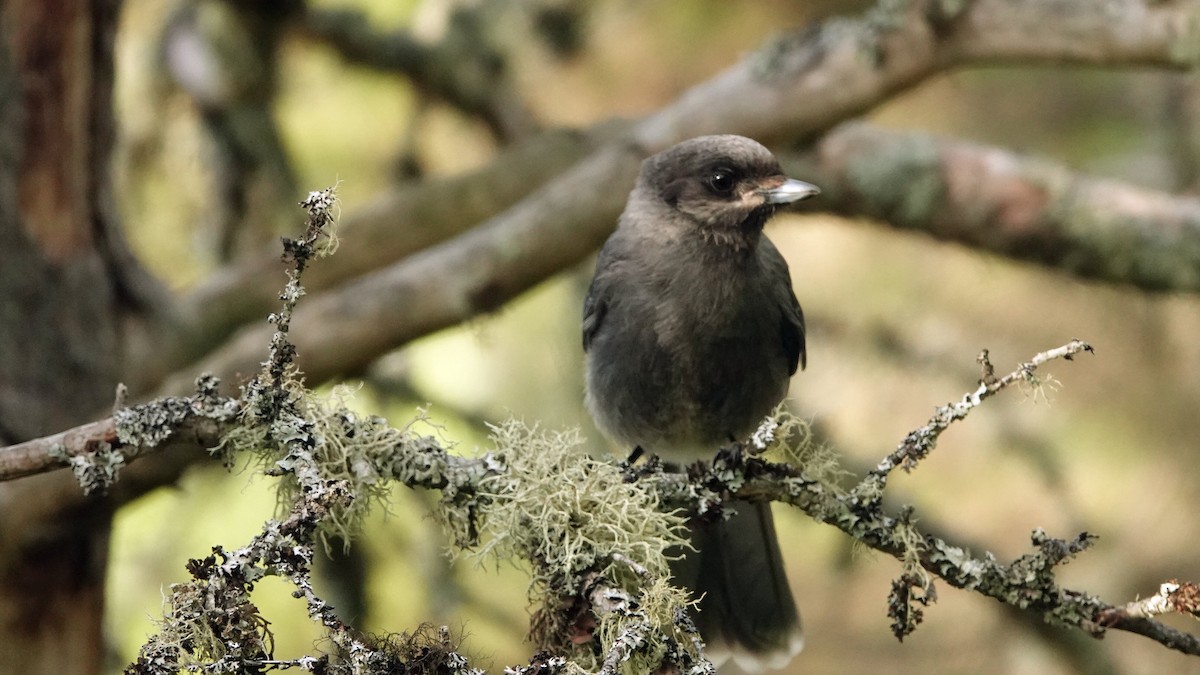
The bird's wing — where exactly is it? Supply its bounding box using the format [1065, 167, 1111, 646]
[582, 272, 607, 352]
[781, 285, 806, 373]
[583, 239, 624, 352]
[760, 238, 806, 374]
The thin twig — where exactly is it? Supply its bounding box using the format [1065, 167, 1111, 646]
[861, 339, 1093, 491]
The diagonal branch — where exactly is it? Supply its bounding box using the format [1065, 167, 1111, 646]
[630, 0, 1200, 148]
[154, 0, 1200, 395]
[861, 339, 1094, 489]
[138, 129, 607, 392]
[157, 144, 642, 395]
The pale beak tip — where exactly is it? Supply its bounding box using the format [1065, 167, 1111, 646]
[762, 178, 820, 205]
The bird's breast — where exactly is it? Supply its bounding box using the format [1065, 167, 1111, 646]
[586, 245, 789, 456]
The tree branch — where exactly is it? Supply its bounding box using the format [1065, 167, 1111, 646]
[631, 0, 1200, 148]
[0, 418, 117, 482]
[9, 229, 1195, 665]
[157, 143, 642, 395]
[785, 122, 1200, 291]
[150, 0, 1200, 396]
[298, 3, 539, 141]
[0, 376, 237, 487]
[139, 128, 608, 393]
[111, 346, 1200, 660]
[861, 340, 1093, 488]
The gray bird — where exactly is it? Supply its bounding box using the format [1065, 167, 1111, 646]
[582, 135, 818, 671]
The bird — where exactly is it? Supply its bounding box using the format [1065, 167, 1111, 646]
[582, 134, 819, 671]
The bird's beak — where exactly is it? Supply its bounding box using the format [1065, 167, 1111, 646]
[759, 177, 820, 205]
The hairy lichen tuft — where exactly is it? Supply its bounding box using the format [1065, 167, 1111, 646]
[448, 419, 698, 670]
[219, 383, 417, 549]
[759, 405, 850, 490]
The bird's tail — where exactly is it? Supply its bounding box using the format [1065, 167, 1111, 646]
[673, 500, 803, 672]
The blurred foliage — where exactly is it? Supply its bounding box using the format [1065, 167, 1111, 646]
[107, 1, 1200, 673]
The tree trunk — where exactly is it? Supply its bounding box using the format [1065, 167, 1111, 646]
[0, 2, 139, 672]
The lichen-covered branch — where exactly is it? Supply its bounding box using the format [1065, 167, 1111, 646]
[785, 123, 1200, 291]
[11, 332, 1199, 663]
[0, 377, 237, 487]
[860, 339, 1094, 490]
[128, 187, 489, 674]
[647, 439, 1200, 658]
[1102, 581, 1200, 622]
[126, 186, 710, 674]
[12, 317, 1199, 665]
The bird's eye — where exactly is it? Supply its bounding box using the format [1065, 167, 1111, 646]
[707, 167, 736, 195]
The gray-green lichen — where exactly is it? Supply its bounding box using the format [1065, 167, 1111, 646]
[114, 374, 240, 448]
[846, 132, 944, 228]
[218, 380, 425, 547]
[49, 439, 125, 496]
[53, 374, 240, 496]
[758, 407, 849, 489]
[447, 419, 698, 673]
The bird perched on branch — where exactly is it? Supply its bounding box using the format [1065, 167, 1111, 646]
[583, 135, 819, 670]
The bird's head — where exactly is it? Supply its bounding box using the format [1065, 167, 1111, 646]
[636, 135, 820, 248]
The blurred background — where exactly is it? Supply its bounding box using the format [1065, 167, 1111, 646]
[93, 0, 1200, 673]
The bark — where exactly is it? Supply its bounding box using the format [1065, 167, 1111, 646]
[0, 1, 144, 672]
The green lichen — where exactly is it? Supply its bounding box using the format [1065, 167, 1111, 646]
[845, 132, 944, 229]
[893, 509, 929, 587]
[114, 374, 239, 448]
[448, 419, 698, 671]
[758, 406, 850, 491]
[464, 420, 686, 585]
[218, 382, 424, 549]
